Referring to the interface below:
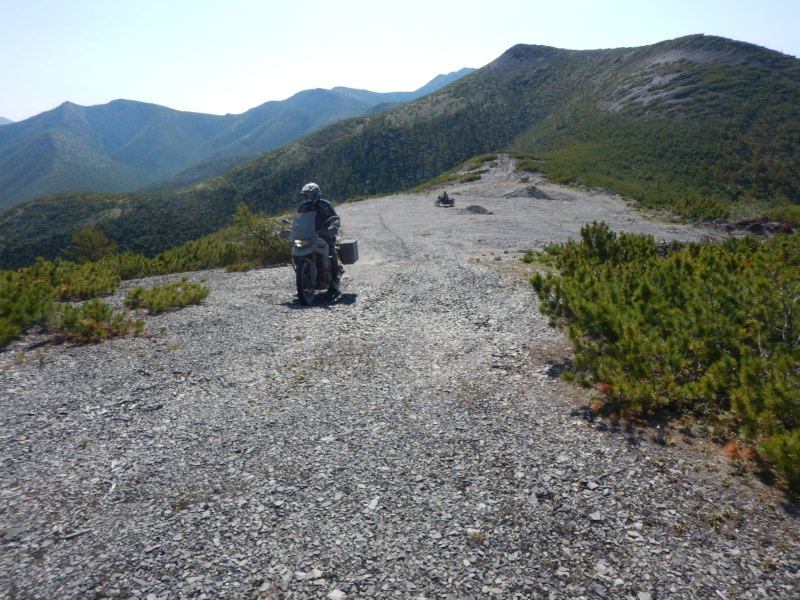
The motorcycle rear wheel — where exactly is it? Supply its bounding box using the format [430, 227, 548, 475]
[296, 260, 315, 306]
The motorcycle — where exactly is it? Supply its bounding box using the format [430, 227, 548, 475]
[434, 192, 454, 207]
[280, 212, 357, 305]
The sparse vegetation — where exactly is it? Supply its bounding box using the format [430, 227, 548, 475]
[459, 173, 482, 183]
[50, 299, 143, 344]
[0, 207, 288, 347]
[125, 277, 209, 314]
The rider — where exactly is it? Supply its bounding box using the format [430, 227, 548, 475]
[439, 190, 450, 204]
[298, 182, 343, 294]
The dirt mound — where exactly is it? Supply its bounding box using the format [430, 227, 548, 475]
[710, 216, 795, 236]
[464, 205, 493, 215]
[504, 185, 552, 200]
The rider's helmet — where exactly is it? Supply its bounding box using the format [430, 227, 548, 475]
[301, 182, 321, 202]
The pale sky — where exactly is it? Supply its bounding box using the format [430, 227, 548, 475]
[2, 0, 798, 122]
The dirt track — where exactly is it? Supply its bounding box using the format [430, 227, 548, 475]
[2, 155, 797, 599]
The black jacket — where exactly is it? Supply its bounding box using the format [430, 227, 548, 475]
[297, 198, 338, 234]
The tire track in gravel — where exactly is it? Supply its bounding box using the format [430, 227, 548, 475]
[376, 209, 412, 260]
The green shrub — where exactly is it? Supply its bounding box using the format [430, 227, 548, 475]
[459, 174, 482, 182]
[531, 222, 800, 496]
[23, 258, 120, 301]
[125, 277, 209, 314]
[768, 204, 800, 228]
[101, 252, 159, 281]
[0, 204, 292, 347]
[63, 228, 118, 263]
[0, 270, 54, 346]
[514, 155, 542, 173]
[225, 261, 254, 272]
[59, 262, 121, 301]
[761, 431, 800, 500]
[50, 299, 143, 344]
[233, 203, 292, 265]
[94, 212, 289, 282]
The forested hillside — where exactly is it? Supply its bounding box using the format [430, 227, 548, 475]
[1, 35, 797, 269]
[513, 36, 800, 220]
[0, 70, 473, 209]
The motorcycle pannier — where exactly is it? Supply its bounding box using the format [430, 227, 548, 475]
[339, 240, 359, 265]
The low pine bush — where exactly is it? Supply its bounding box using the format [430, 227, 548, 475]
[232, 202, 291, 265]
[0, 207, 292, 347]
[532, 222, 800, 498]
[761, 431, 800, 498]
[0, 270, 54, 346]
[125, 277, 209, 314]
[24, 257, 120, 301]
[50, 299, 143, 344]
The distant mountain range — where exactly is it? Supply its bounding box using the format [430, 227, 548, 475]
[0, 117, 12, 126]
[0, 68, 475, 209]
[1, 35, 798, 269]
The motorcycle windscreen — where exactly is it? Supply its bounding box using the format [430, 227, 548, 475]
[292, 211, 318, 240]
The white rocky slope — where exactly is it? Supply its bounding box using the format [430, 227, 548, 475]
[2, 156, 797, 599]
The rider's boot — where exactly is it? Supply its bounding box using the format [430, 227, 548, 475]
[328, 266, 343, 298]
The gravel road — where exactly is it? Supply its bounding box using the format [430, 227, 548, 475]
[2, 155, 798, 599]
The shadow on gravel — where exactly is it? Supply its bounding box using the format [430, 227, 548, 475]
[282, 293, 359, 310]
[545, 358, 574, 379]
[572, 406, 644, 447]
[461, 205, 494, 215]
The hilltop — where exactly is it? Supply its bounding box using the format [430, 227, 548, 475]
[0, 34, 798, 270]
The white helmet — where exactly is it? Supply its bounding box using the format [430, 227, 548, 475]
[301, 182, 321, 201]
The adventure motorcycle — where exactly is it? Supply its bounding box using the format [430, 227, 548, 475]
[435, 192, 455, 207]
[280, 212, 358, 305]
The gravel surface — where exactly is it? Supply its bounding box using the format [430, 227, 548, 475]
[2, 155, 798, 599]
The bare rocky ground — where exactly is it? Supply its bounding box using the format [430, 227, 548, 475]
[1, 155, 797, 599]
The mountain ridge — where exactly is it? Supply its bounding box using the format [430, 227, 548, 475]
[0, 69, 476, 208]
